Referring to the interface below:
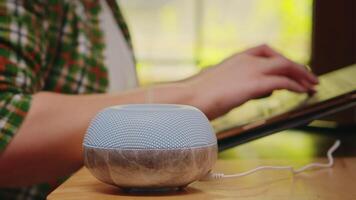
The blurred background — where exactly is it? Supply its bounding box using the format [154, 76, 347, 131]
[120, 0, 312, 85]
[118, 0, 355, 159]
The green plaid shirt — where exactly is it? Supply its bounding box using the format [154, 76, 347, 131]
[0, 0, 132, 199]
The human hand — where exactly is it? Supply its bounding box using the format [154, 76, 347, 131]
[187, 45, 318, 119]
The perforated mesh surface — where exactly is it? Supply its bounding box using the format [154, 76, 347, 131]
[84, 104, 217, 149]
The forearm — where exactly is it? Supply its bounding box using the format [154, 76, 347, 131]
[0, 82, 198, 187]
[0, 44, 318, 187]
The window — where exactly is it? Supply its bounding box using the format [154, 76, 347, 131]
[120, 0, 312, 85]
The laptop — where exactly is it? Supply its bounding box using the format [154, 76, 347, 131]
[214, 64, 356, 151]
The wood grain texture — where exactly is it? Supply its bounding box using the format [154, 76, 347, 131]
[48, 129, 356, 199]
[48, 157, 356, 200]
[83, 145, 217, 189]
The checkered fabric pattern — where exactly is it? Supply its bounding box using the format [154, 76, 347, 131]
[0, 0, 132, 199]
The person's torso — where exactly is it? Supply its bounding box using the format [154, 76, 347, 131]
[99, 0, 138, 92]
[30, 0, 135, 95]
[0, 0, 136, 199]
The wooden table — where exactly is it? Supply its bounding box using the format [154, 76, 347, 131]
[48, 128, 356, 200]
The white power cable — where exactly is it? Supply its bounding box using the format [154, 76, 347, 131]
[201, 140, 340, 181]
